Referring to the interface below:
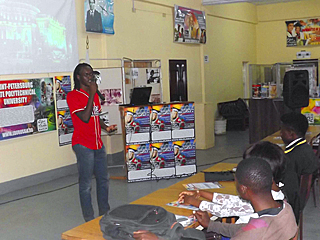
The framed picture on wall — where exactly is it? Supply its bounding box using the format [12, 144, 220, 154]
[84, 0, 115, 34]
[174, 5, 206, 44]
[286, 19, 320, 47]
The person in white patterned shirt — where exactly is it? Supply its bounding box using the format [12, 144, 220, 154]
[178, 141, 287, 224]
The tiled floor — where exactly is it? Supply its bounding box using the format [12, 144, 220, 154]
[0, 130, 319, 239]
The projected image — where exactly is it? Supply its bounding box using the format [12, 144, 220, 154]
[0, 0, 78, 75]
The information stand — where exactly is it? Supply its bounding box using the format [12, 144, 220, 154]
[119, 101, 196, 182]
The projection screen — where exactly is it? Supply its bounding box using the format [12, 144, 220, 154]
[0, 0, 79, 75]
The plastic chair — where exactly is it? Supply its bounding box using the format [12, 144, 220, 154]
[308, 135, 320, 207]
[298, 173, 313, 240]
[217, 98, 249, 131]
[290, 231, 298, 240]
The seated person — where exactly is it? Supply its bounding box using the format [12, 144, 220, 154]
[194, 158, 297, 240]
[178, 141, 286, 225]
[280, 112, 318, 222]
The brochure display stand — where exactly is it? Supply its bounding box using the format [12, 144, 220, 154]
[123, 58, 163, 104]
[119, 102, 196, 182]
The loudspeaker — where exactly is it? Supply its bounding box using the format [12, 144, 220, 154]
[283, 70, 309, 109]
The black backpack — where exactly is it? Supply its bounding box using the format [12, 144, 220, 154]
[99, 204, 205, 240]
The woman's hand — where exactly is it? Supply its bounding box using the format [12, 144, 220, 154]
[178, 193, 201, 207]
[179, 190, 197, 197]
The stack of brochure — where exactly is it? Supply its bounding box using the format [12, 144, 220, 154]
[182, 182, 222, 191]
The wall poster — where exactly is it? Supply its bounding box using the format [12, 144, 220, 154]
[171, 102, 195, 139]
[125, 106, 150, 144]
[150, 104, 171, 141]
[126, 143, 151, 182]
[150, 141, 175, 179]
[173, 139, 196, 176]
[301, 98, 320, 125]
[0, 78, 56, 141]
[55, 76, 73, 146]
[146, 69, 160, 84]
[84, 0, 115, 34]
[174, 5, 206, 44]
[286, 18, 320, 47]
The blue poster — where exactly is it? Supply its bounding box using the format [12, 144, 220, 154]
[84, 0, 115, 34]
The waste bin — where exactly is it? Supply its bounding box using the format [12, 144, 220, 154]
[214, 118, 227, 135]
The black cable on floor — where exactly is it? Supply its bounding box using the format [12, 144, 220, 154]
[148, 156, 241, 181]
[197, 155, 242, 168]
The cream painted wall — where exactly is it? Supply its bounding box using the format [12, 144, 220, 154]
[202, 3, 257, 112]
[256, 0, 320, 64]
[203, 2, 257, 24]
[196, 3, 257, 148]
[0, 121, 76, 184]
[0, 0, 259, 184]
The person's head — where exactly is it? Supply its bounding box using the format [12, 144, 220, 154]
[73, 63, 93, 90]
[151, 110, 158, 121]
[188, 15, 194, 26]
[174, 145, 180, 156]
[128, 149, 135, 160]
[58, 114, 64, 126]
[294, 22, 302, 34]
[41, 80, 46, 92]
[243, 141, 286, 184]
[280, 112, 308, 144]
[151, 147, 158, 158]
[171, 108, 178, 120]
[150, 70, 154, 76]
[235, 157, 273, 201]
[125, 112, 133, 124]
[93, 70, 101, 84]
[286, 21, 295, 32]
[89, 0, 95, 11]
[55, 80, 61, 91]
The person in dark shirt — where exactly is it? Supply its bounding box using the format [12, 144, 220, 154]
[280, 112, 318, 223]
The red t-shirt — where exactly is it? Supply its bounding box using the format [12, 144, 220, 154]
[67, 89, 103, 150]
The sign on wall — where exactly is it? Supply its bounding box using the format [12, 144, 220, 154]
[0, 78, 56, 141]
[84, 0, 115, 34]
[55, 76, 73, 146]
[286, 18, 320, 47]
[301, 98, 320, 125]
[174, 5, 206, 44]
